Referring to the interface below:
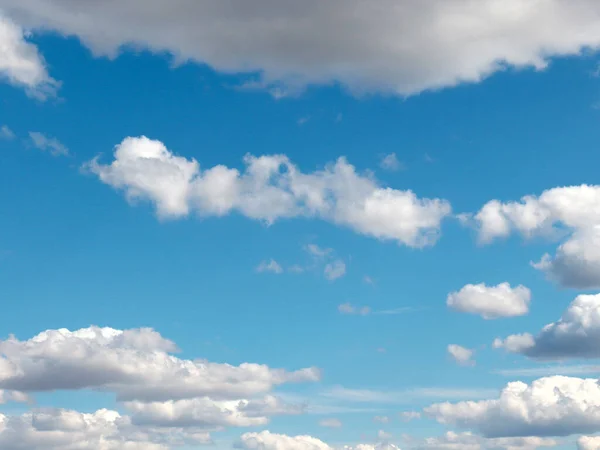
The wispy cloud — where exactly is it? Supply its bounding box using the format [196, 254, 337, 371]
[338, 304, 416, 316]
[0, 125, 15, 140]
[493, 365, 600, 377]
[322, 385, 497, 403]
[256, 259, 283, 274]
[28, 131, 69, 156]
[379, 152, 404, 171]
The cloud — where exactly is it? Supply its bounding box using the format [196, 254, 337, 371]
[378, 430, 392, 441]
[379, 153, 403, 172]
[425, 375, 600, 438]
[323, 386, 496, 404]
[399, 411, 421, 422]
[0, 408, 212, 450]
[256, 259, 284, 274]
[493, 365, 600, 377]
[239, 431, 400, 450]
[447, 345, 475, 367]
[447, 283, 531, 319]
[374, 416, 390, 424]
[28, 131, 69, 156]
[579, 436, 600, 450]
[324, 260, 346, 281]
[5, 1, 600, 96]
[532, 226, 600, 289]
[0, 326, 320, 401]
[338, 303, 371, 315]
[319, 418, 342, 428]
[84, 137, 451, 246]
[305, 244, 333, 259]
[0, 125, 15, 140]
[415, 431, 557, 450]
[0, 12, 58, 99]
[493, 293, 600, 360]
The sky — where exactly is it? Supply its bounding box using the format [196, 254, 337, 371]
[1, 1, 600, 449]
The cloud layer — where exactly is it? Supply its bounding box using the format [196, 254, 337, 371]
[85, 136, 451, 247]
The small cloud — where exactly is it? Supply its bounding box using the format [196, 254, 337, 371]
[234, 80, 293, 100]
[305, 244, 333, 259]
[256, 259, 283, 274]
[297, 116, 310, 126]
[335, 113, 343, 123]
[447, 344, 475, 367]
[372, 307, 415, 315]
[424, 153, 435, 163]
[338, 303, 371, 316]
[319, 418, 342, 428]
[288, 264, 305, 274]
[363, 275, 375, 285]
[378, 430, 392, 441]
[324, 259, 346, 281]
[399, 411, 421, 422]
[28, 131, 69, 156]
[374, 416, 390, 424]
[0, 125, 15, 140]
[379, 152, 404, 171]
[376, 347, 387, 354]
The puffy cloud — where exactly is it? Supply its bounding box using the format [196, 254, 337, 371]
[425, 375, 600, 438]
[4, 1, 600, 95]
[84, 136, 451, 247]
[447, 345, 475, 366]
[318, 418, 342, 428]
[0, 326, 320, 401]
[447, 283, 531, 319]
[494, 293, 600, 360]
[415, 431, 556, 450]
[256, 259, 283, 274]
[28, 131, 69, 157]
[324, 260, 346, 281]
[532, 226, 600, 289]
[0, 389, 29, 404]
[0, 408, 210, 449]
[240, 431, 332, 450]
[0, 12, 58, 98]
[0, 125, 15, 140]
[379, 153, 403, 172]
[579, 436, 600, 450]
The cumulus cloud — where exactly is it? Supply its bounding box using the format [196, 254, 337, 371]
[28, 131, 69, 156]
[84, 137, 451, 247]
[425, 375, 600, 438]
[0, 326, 320, 401]
[579, 436, 600, 450]
[3, 1, 600, 96]
[0, 408, 211, 450]
[256, 259, 283, 274]
[493, 293, 600, 360]
[415, 431, 556, 450]
[447, 345, 475, 367]
[319, 418, 342, 428]
[379, 153, 403, 172]
[239, 431, 400, 450]
[532, 226, 600, 289]
[0, 12, 58, 98]
[447, 283, 531, 319]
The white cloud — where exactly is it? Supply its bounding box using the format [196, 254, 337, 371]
[324, 260, 346, 281]
[425, 375, 600, 437]
[493, 293, 600, 360]
[493, 365, 600, 377]
[323, 386, 496, 404]
[447, 345, 475, 367]
[415, 431, 557, 450]
[28, 131, 69, 156]
[399, 411, 421, 422]
[378, 430, 392, 441]
[305, 244, 333, 259]
[532, 226, 600, 289]
[374, 416, 390, 424]
[337, 303, 371, 315]
[379, 153, 403, 172]
[0, 125, 15, 140]
[4, 1, 600, 96]
[0, 12, 58, 99]
[579, 436, 600, 450]
[319, 418, 342, 428]
[84, 136, 452, 247]
[240, 431, 332, 450]
[0, 408, 210, 450]
[256, 259, 283, 274]
[0, 326, 320, 401]
[447, 283, 531, 319]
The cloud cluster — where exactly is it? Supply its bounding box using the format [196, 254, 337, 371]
[494, 293, 600, 360]
[415, 431, 556, 450]
[425, 375, 600, 438]
[3, 1, 600, 96]
[0, 12, 58, 98]
[239, 431, 399, 450]
[579, 436, 600, 450]
[473, 185, 600, 288]
[447, 283, 531, 319]
[85, 137, 451, 247]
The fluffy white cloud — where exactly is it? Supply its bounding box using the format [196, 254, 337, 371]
[425, 375, 600, 437]
[240, 431, 400, 450]
[0, 326, 320, 401]
[319, 418, 342, 428]
[494, 293, 600, 360]
[0, 408, 210, 449]
[447, 345, 475, 367]
[3, 1, 600, 95]
[256, 259, 284, 274]
[416, 431, 556, 450]
[579, 436, 600, 450]
[532, 226, 600, 289]
[28, 131, 69, 156]
[447, 283, 531, 319]
[0, 12, 57, 98]
[85, 137, 451, 247]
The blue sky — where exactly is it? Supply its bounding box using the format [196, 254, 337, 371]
[2, 2, 600, 450]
